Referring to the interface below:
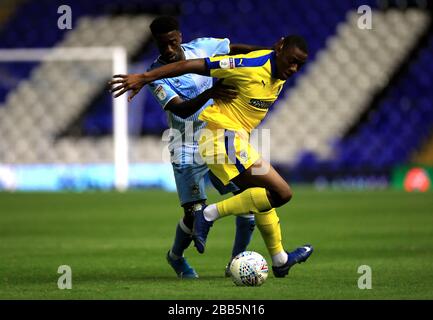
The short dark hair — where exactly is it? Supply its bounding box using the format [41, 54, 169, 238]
[282, 35, 308, 54]
[149, 16, 179, 36]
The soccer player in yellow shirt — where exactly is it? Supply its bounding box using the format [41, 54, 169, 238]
[110, 35, 313, 277]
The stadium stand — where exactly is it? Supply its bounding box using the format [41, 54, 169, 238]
[333, 27, 433, 170]
[0, 15, 157, 163]
[413, 132, 433, 165]
[267, 9, 430, 166]
[0, 0, 432, 189]
[0, 0, 25, 28]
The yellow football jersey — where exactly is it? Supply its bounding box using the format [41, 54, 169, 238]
[199, 50, 285, 133]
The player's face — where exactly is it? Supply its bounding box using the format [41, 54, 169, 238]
[275, 46, 308, 80]
[154, 30, 184, 63]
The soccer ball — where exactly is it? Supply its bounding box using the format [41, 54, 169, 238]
[229, 251, 268, 286]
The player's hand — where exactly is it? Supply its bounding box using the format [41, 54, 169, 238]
[108, 73, 149, 102]
[208, 79, 238, 102]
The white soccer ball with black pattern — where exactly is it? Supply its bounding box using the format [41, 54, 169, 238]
[229, 251, 268, 286]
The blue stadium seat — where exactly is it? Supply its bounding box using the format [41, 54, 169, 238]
[2, 0, 431, 174]
[323, 32, 433, 170]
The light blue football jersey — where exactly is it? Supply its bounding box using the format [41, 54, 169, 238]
[147, 37, 230, 164]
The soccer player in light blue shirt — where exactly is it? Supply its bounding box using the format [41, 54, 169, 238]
[144, 16, 270, 278]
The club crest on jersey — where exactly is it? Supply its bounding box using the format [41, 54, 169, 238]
[155, 85, 167, 101]
[239, 150, 249, 162]
[219, 57, 235, 69]
[173, 78, 181, 87]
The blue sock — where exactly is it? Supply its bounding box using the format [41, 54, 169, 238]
[231, 216, 255, 258]
[170, 220, 193, 259]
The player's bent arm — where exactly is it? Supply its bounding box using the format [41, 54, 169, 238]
[229, 43, 272, 55]
[165, 93, 212, 119]
[228, 37, 284, 55]
[165, 79, 238, 119]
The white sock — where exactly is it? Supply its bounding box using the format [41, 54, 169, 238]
[203, 204, 219, 222]
[272, 251, 288, 267]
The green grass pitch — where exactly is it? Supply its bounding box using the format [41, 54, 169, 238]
[0, 188, 432, 299]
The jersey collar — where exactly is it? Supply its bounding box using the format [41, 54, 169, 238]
[270, 51, 278, 79]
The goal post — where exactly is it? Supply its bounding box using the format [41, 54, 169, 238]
[0, 47, 129, 191]
[111, 47, 129, 191]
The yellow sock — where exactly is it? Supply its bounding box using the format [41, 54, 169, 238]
[216, 187, 272, 218]
[255, 208, 284, 256]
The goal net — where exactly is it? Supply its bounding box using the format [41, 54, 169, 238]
[0, 47, 132, 191]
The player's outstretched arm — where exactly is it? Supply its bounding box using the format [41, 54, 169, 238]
[109, 59, 208, 102]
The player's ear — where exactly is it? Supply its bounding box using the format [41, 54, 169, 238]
[178, 32, 183, 42]
[278, 37, 284, 50]
[275, 37, 284, 55]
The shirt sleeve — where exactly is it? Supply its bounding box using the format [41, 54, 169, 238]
[204, 55, 243, 79]
[147, 80, 178, 109]
[193, 37, 231, 57]
[204, 51, 272, 79]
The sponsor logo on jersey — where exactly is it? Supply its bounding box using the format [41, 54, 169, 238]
[249, 99, 272, 110]
[155, 85, 167, 101]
